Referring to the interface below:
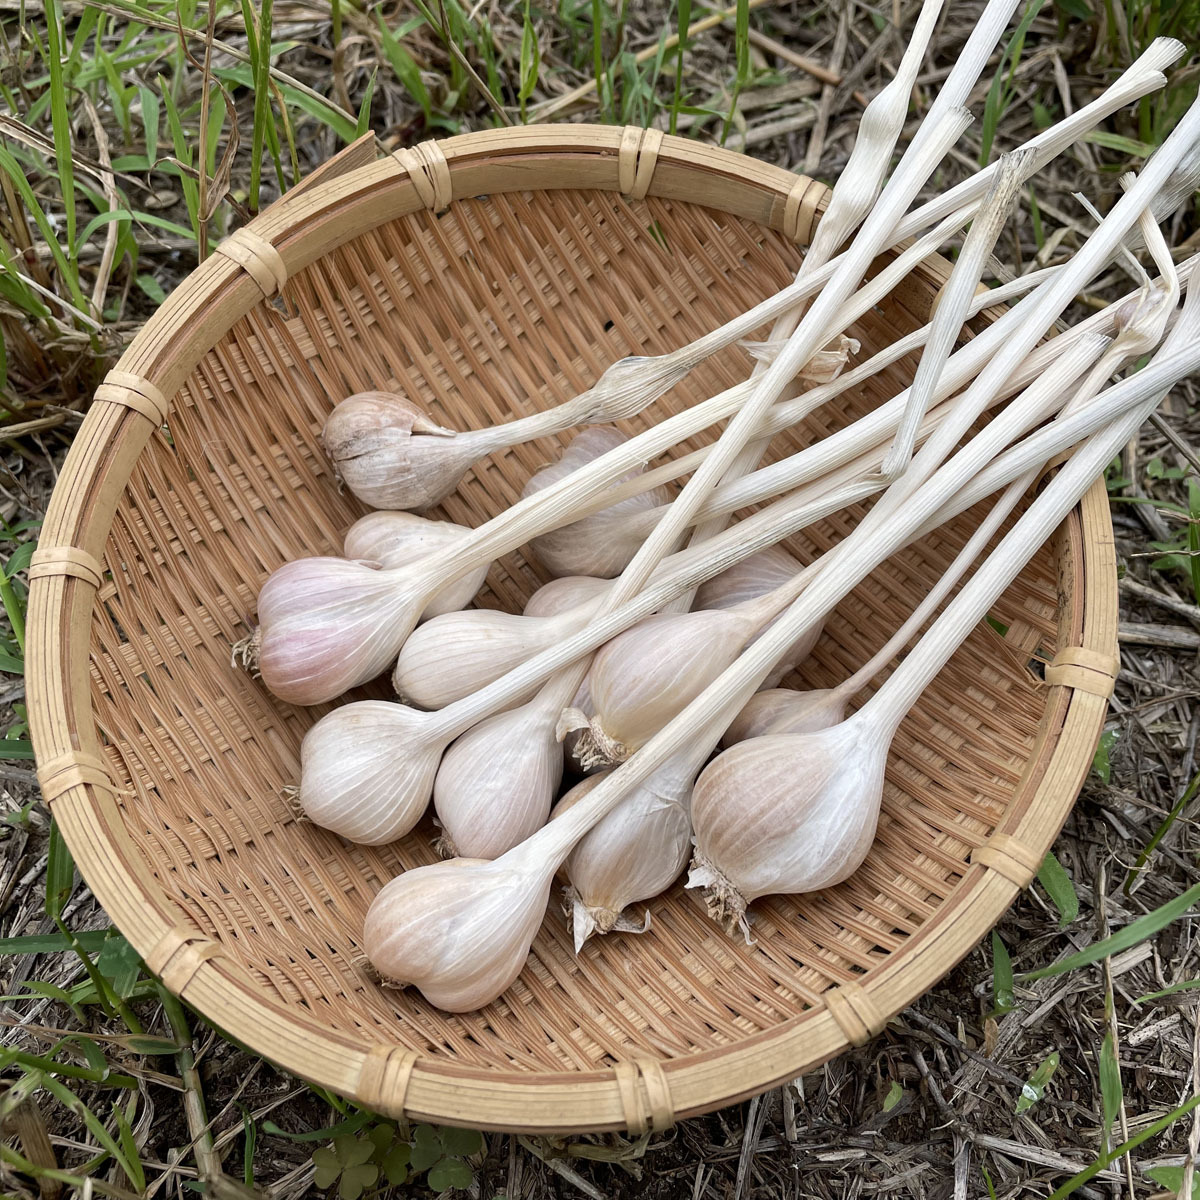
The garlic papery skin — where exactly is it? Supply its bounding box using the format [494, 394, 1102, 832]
[253, 557, 423, 706]
[522, 575, 612, 618]
[433, 694, 565, 859]
[721, 687, 847, 746]
[553, 759, 694, 951]
[688, 716, 883, 939]
[523, 428, 672, 578]
[568, 609, 761, 768]
[343, 511, 489, 618]
[297, 701, 446, 844]
[392, 601, 601, 710]
[364, 855, 554, 1012]
[322, 391, 482, 511]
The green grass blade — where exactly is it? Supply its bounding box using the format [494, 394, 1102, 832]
[1045, 1092, 1200, 1199]
[0, 930, 112, 954]
[376, 14, 433, 120]
[45, 821, 75, 922]
[112, 1100, 146, 1192]
[1135, 977, 1200, 1003]
[1038, 851, 1080, 926]
[670, 0, 693, 134]
[43, 0, 78, 263]
[1126, 765, 1200, 891]
[519, 1, 541, 122]
[991, 930, 1015, 1014]
[1098, 1032, 1121, 1146]
[356, 69, 378, 137]
[1025, 879, 1200, 981]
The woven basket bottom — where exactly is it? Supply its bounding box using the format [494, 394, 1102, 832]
[90, 186, 1066, 1078]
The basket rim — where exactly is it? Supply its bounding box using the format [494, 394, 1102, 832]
[25, 124, 1117, 1134]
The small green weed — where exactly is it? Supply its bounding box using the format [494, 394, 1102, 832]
[1014, 1051, 1059, 1115]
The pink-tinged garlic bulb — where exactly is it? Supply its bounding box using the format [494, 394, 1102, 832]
[249, 557, 422, 705]
[322, 392, 477, 511]
[688, 717, 885, 939]
[523, 428, 671, 578]
[296, 701, 443, 843]
[343, 511, 489, 618]
[552, 756, 694, 950]
[721, 687, 846, 746]
[696, 545, 823, 688]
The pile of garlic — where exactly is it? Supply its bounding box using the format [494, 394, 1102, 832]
[236, 12, 1200, 1013]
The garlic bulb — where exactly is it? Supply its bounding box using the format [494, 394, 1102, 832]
[695, 545, 823, 688]
[344, 511, 489, 618]
[251, 557, 419, 705]
[689, 718, 883, 939]
[322, 392, 475, 511]
[522, 575, 611, 618]
[392, 600, 601, 710]
[565, 609, 762, 767]
[553, 756, 694, 951]
[524, 428, 672, 578]
[433, 696, 564, 859]
[364, 855, 554, 1012]
[721, 687, 847, 745]
[297, 701, 444, 843]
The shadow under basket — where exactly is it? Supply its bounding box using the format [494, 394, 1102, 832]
[28, 127, 1117, 1135]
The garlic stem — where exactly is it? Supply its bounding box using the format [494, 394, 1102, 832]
[880, 150, 1034, 479]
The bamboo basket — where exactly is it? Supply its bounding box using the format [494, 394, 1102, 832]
[27, 127, 1117, 1135]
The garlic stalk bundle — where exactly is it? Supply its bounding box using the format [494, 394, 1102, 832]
[552, 762, 692, 951]
[392, 598, 602, 710]
[343, 511, 489, 618]
[523, 428, 672, 578]
[689, 202, 1195, 936]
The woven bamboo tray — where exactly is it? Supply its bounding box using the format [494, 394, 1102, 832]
[27, 126, 1118, 1135]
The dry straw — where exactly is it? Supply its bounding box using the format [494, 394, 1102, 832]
[29, 126, 1121, 1132]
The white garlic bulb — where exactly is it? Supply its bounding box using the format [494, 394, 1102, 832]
[433, 696, 564, 858]
[688, 716, 884, 939]
[522, 575, 612, 618]
[344, 511, 489, 618]
[322, 391, 476, 511]
[297, 701, 444, 843]
[721, 686, 846, 745]
[392, 601, 601, 710]
[364, 855, 555, 1012]
[553, 757, 693, 951]
[524, 428, 671, 578]
[566, 609, 761, 767]
[696, 546, 823, 688]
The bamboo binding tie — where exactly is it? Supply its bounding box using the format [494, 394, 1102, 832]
[214, 228, 288, 298]
[146, 924, 227, 994]
[29, 546, 104, 591]
[613, 1056, 674, 1135]
[781, 175, 825, 245]
[357, 1045, 420, 1119]
[36, 749, 117, 805]
[1044, 646, 1120, 698]
[617, 127, 664, 201]
[93, 370, 170, 427]
[971, 832, 1042, 888]
[824, 981, 887, 1048]
[394, 140, 453, 212]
